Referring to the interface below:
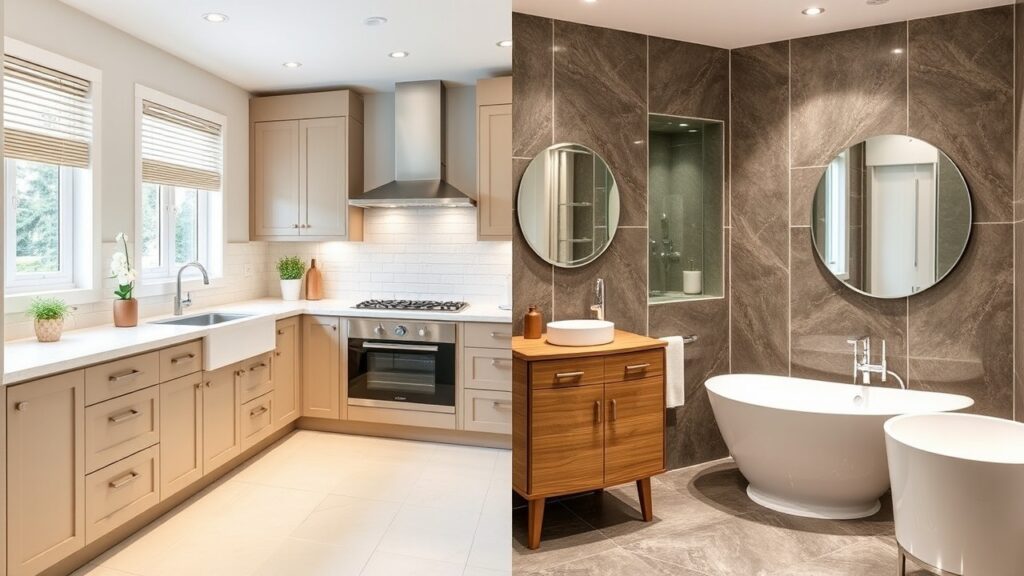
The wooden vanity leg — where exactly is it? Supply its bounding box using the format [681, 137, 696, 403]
[528, 498, 546, 550]
[637, 478, 653, 521]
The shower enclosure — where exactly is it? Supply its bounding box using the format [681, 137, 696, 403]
[648, 115, 724, 302]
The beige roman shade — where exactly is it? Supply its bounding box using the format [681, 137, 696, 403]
[141, 100, 222, 191]
[3, 54, 93, 168]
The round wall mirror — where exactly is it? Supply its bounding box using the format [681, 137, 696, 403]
[518, 143, 621, 268]
[810, 134, 971, 299]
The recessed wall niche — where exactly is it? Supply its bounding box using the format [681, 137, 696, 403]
[648, 115, 725, 302]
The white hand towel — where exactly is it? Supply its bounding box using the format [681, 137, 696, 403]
[661, 335, 685, 408]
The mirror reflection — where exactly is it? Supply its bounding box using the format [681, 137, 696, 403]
[811, 135, 971, 298]
[517, 143, 620, 268]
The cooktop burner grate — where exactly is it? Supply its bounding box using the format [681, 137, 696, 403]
[355, 299, 468, 312]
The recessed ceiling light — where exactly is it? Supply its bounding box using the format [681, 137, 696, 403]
[633, 140, 644, 145]
[678, 123, 688, 127]
[892, 48, 904, 54]
[802, 7, 825, 15]
[389, 51, 410, 58]
[688, 129, 699, 133]
[583, 0, 597, 3]
[363, 16, 388, 26]
[202, 12, 229, 23]
[496, 40, 513, 48]
[282, 61, 302, 68]
[866, 0, 889, 5]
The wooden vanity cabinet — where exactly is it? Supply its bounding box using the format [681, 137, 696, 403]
[512, 332, 667, 550]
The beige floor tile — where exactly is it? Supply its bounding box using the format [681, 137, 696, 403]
[290, 493, 401, 547]
[150, 531, 284, 576]
[328, 459, 423, 502]
[253, 537, 371, 576]
[377, 504, 480, 564]
[361, 551, 465, 576]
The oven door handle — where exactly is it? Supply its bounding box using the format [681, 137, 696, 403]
[362, 342, 440, 353]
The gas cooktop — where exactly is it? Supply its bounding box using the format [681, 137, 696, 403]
[354, 299, 468, 312]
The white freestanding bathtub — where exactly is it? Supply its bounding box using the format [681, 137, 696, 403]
[885, 413, 1024, 575]
[705, 374, 973, 519]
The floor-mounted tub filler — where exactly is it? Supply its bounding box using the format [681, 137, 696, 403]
[886, 413, 1024, 576]
[705, 374, 973, 519]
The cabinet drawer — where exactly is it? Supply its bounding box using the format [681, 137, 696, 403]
[159, 341, 203, 382]
[464, 389, 512, 435]
[530, 357, 604, 389]
[604, 349, 664, 383]
[241, 392, 274, 451]
[85, 445, 160, 544]
[240, 353, 274, 404]
[464, 347, 513, 392]
[85, 386, 160, 473]
[464, 322, 513, 349]
[85, 352, 160, 405]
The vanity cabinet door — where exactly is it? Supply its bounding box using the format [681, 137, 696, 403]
[273, 317, 301, 428]
[7, 371, 86, 576]
[604, 377, 665, 485]
[253, 120, 301, 237]
[202, 364, 241, 474]
[302, 316, 341, 419]
[529, 384, 604, 495]
[160, 372, 203, 500]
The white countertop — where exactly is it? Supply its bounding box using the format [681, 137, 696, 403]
[4, 298, 511, 385]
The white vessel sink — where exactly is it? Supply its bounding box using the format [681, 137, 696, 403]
[546, 320, 615, 347]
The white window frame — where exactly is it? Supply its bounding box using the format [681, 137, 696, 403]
[134, 85, 225, 292]
[141, 184, 210, 281]
[4, 160, 76, 292]
[3, 38, 102, 311]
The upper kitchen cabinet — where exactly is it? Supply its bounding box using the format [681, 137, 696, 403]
[251, 90, 364, 241]
[476, 77, 513, 240]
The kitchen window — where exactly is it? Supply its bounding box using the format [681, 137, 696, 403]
[3, 52, 94, 293]
[136, 88, 224, 282]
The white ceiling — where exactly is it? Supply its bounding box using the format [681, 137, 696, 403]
[58, 0, 513, 94]
[512, 0, 1010, 49]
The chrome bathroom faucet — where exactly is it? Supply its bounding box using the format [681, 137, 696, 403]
[591, 278, 605, 321]
[846, 336, 906, 389]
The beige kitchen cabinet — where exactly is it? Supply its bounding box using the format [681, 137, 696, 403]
[461, 321, 513, 434]
[302, 315, 342, 419]
[7, 370, 86, 576]
[202, 364, 241, 473]
[160, 372, 203, 500]
[251, 90, 364, 241]
[239, 352, 273, 404]
[476, 77, 513, 240]
[273, 316, 301, 429]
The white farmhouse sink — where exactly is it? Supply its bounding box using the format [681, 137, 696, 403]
[154, 313, 276, 370]
[546, 320, 615, 347]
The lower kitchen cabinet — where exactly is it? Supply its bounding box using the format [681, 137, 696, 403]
[302, 315, 341, 419]
[202, 364, 241, 473]
[85, 445, 160, 544]
[273, 316, 301, 428]
[7, 370, 86, 576]
[241, 393, 274, 450]
[160, 372, 204, 500]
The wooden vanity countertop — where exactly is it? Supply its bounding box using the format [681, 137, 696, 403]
[512, 330, 666, 361]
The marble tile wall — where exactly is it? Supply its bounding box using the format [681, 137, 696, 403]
[1016, 0, 1024, 422]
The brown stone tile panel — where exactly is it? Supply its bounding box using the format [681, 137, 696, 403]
[512, 13, 553, 159]
[909, 6, 1014, 223]
[648, 36, 729, 121]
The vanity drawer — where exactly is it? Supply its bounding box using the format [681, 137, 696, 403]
[530, 357, 604, 389]
[159, 341, 203, 382]
[464, 389, 512, 435]
[240, 392, 273, 451]
[85, 386, 160, 473]
[240, 353, 273, 404]
[85, 352, 160, 405]
[464, 347, 513, 392]
[465, 322, 513, 349]
[85, 445, 160, 544]
[605, 349, 664, 383]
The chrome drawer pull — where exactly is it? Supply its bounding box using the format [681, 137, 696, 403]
[250, 405, 269, 418]
[625, 363, 651, 371]
[109, 409, 141, 424]
[554, 371, 584, 379]
[109, 471, 139, 489]
[492, 400, 512, 408]
[170, 353, 196, 365]
[490, 332, 512, 339]
[108, 369, 142, 382]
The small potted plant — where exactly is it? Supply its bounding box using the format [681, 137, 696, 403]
[110, 232, 138, 327]
[28, 297, 72, 342]
[277, 256, 305, 301]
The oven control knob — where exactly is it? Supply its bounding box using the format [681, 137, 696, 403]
[394, 325, 408, 337]
[418, 328, 427, 337]
[374, 323, 385, 336]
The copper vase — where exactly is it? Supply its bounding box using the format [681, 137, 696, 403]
[305, 258, 323, 301]
[113, 298, 138, 327]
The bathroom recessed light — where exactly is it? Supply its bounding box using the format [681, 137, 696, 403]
[688, 129, 699, 133]
[892, 48, 904, 54]
[583, 0, 597, 3]
[633, 140, 644, 145]
[363, 16, 388, 26]
[802, 7, 825, 16]
[389, 51, 410, 59]
[202, 12, 229, 23]
[282, 61, 302, 69]
[497, 40, 513, 48]
[678, 123, 689, 127]
[866, 0, 889, 5]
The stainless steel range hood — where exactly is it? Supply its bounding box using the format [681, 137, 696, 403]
[350, 80, 476, 208]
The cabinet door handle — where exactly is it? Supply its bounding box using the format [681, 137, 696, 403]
[490, 332, 512, 339]
[611, 399, 618, 421]
[277, 329, 285, 335]
[555, 371, 584, 379]
[109, 471, 139, 489]
[490, 358, 509, 367]
[492, 400, 512, 409]
[250, 405, 269, 418]
[108, 369, 142, 382]
[195, 382, 202, 390]
[204, 380, 212, 388]
[14, 401, 28, 411]
[249, 362, 268, 371]
[275, 351, 282, 357]
[108, 409, 141, 424]
[595, 400, 602, 424]
[170, 353, 196, 366]
[625, 363, 650, 372]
